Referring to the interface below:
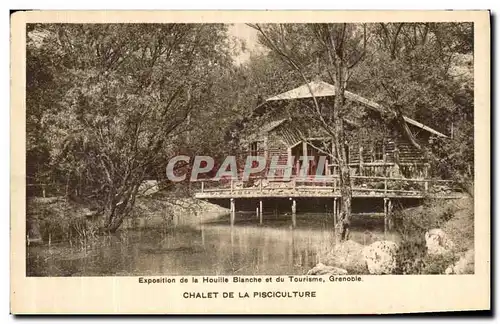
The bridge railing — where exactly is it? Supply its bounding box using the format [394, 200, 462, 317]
[192, 175, 459, 197]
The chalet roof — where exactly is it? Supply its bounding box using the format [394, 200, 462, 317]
[265, 81, 448, 138]
[261, 118, 288, 133]
[246, 118, 288, 142]
[266, 81, 336, 101]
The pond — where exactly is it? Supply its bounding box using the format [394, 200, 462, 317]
[26, 212, 397, 276]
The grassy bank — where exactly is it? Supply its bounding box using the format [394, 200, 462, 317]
[26, 195, 229, 245]
[313, 196, 474, 275]
[394, 196, 474, 274]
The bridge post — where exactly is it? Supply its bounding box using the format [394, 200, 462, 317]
[230, 198, 235, 226]
[383, 198, 388, 237]
[359, 146, 364, 175]
[259, 200, 263, 225]
[337, 198, 341, 220]
[333, 197, 337, 225]
[256, 206, 259, 219]
[388, 199, 393, 230]
[291, 198, 297, 228]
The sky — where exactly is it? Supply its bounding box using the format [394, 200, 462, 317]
[227, 23, 266, 65]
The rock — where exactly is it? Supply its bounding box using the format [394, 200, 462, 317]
[363, 241, 398, 274]
[307, 263, 348, 275]
[445, 249, 474, 274]
[324, 240, 366, 272]
[425, 228, 454, 255]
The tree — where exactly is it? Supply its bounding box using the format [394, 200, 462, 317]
[28, 24, 233, 232]
[224, 52, 300, 152]
[250, 23, 368, 241]
[26, 24, 65, 191]
[364, 23, 474, 190]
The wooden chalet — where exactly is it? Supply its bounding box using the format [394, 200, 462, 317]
[194, 81, 462, 230]
[242, 80, 448, 180]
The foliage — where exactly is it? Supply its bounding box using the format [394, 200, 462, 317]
[28, 198, 99, 246]
[421, 253, 460, 274]
[362, 23, 474, 178]
[393, 199, 462, 274]
[428, 119, 474, 185]
[27, 22, 474, 233]
[27, 24, 234, 231]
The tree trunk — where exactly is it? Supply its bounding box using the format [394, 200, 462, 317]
[105, 211, 127, 233]
[334, 122, 352, 242]
[103, 182, 141, 233]
[333, 65, 352, 242]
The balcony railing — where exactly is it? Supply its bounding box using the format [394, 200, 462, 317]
[193, 174, 460, 199]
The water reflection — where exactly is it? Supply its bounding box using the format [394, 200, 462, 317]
[27, 213, 396, 277]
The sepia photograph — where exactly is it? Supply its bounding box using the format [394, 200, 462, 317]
[11, 10, 490, 314]
[25, 20, 475, 277]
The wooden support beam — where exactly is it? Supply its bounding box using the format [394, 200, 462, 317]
[383, 198, 388, 237]
[264, 135, 269, 161]
[337, 197, 341, 222]
[259, 200, 263, 225]
[291, 198, 297, 228]
[382, 139, 387, 163]
[331, 139, 336, 176]
[359, 146, 364, 175]
[335, 198, 341, 240]
[256, 207, 259, 219]
[287, 147, 293, 177]
[201, 181, 204, 193]
[388, 199, 393, 230]
[230, 198, 235, 226]
[302, 141, 308, 176]
[333, 198, 337, 226]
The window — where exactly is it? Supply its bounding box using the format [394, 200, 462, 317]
[373, 141, 385, 161]
[250, 142, 258, 156]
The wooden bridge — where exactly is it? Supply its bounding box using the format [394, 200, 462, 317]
[193, 175, 465, 233]
[194, 175, 462, 199]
